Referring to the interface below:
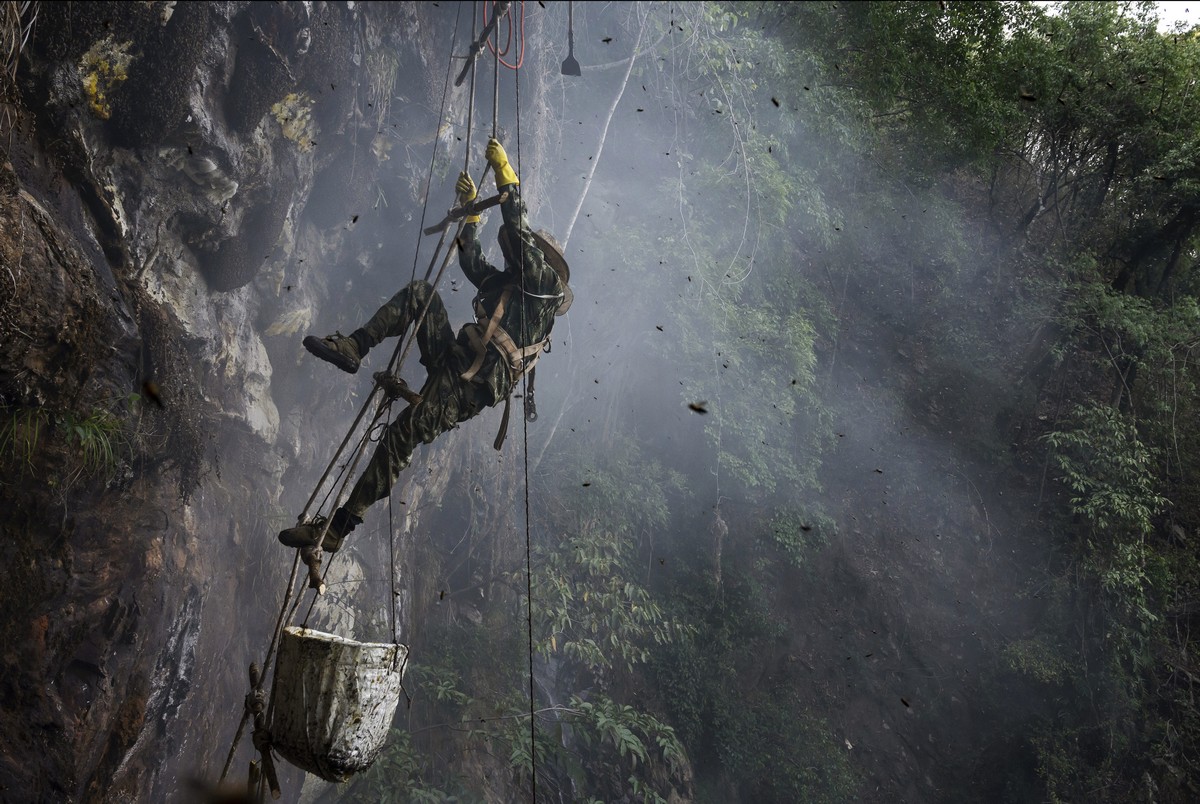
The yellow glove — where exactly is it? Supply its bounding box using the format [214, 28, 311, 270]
[456, 171, 477, 203]
[486, 137, 519, 188]
[455, 171, 480, 223]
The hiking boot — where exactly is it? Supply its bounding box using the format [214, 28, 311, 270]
[278, 509, 362, 553]
[303, 333, 361, 373]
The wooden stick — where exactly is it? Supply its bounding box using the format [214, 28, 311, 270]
[423, 192, 508, 236]
[455, 0, 511, 87]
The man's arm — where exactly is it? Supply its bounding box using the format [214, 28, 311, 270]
[498, 189, 559, 293]
[454, 171, 502, 290]
[486, 140, 560, 294]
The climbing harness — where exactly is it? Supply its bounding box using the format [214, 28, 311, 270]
[460, 285, 550, 386]
[459, 284, 551, 450]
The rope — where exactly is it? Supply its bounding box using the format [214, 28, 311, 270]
[391, 0, 480, 655]
[217, 550, 301, 783]
[412, 2, 464, 283]
[493, 22, 501, 137]
[512, 43, 538, 803]
[465, 4, 478, 174]
[387, 485, 398, 644]
[490, 0, 511, 56]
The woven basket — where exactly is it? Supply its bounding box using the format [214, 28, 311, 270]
[270, 627, 407, 781]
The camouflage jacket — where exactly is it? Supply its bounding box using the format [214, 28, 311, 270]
[456, 187, 563, 406]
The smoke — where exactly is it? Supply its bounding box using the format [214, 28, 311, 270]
[140, 0, 1071, 798]
[499, 3, 1060, 798]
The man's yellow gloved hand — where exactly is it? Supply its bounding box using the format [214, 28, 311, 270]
[456, 171, 480, 223]
[486, 137, 519, 188]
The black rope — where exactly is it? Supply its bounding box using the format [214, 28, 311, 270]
[217, 555, 301, 783]
[388, 488, 398, 644]
[512, 9, 538, 798]
[493, 15, 501, 138]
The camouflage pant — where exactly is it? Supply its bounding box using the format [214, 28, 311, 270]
[343, 280, 489, 516]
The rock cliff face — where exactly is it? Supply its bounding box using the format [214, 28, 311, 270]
[0, 3, 465, 799]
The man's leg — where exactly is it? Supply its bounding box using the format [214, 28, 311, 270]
[342, 279, 465, 519]
[278, 376, 474, 553]
[304, 279, 454, 373]
[354, 280, 455, 367]
[281, 310, 482, 552]
[340, 367, 486, 524]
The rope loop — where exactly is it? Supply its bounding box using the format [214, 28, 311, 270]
[484, 0, 524, 69]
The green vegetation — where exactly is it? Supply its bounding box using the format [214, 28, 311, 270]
[0, 405, 45, 477]
[1, 401, 131, 485]
[760, 1, 1200, 799]
[62, 407, 126, 480]
[345, 439, 696, 802]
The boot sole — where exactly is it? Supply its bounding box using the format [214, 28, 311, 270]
[279, 529, 342, 553]
[303, 336, 360, 373]
[278, 526, 321, 548]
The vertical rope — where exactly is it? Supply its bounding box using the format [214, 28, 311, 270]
[412, 2, 464, 282]
[465, 2, 478, 173]
[512, 13, 537, 798]
[387, 484, 398, 644]
[486, 0, 525, 69]
[394, 0, 463, 641]
[493, 10, 500, 138]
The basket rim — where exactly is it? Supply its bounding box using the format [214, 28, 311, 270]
[283, 625, 408, 652]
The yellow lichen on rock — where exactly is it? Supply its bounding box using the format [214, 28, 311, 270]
[271, 93, 317, 152]
[265, 308, 314, 337]
[79, 36, 134, 120]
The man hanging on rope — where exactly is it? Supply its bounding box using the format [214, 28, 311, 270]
[278, 137, 572, 552]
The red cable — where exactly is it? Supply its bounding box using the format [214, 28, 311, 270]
[484, 0, 524, 70]
[483, 1, 511, 57]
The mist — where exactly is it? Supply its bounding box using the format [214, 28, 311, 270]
[334, 3, 1075, 799]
